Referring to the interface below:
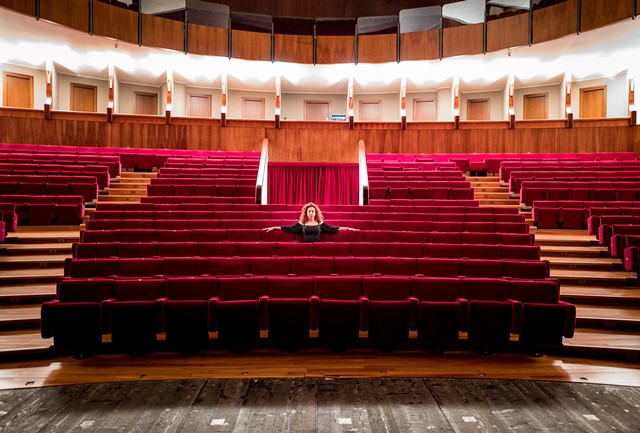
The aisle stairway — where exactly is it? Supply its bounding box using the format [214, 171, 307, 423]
[1, 173, 639, 359]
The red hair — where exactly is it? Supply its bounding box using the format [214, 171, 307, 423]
[298, 202, 324, 224]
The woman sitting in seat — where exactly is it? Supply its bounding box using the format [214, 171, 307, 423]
[263, 202, 358, 242]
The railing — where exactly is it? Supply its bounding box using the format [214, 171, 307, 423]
[256, 138, 269, 204]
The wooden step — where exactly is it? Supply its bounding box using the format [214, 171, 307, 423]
[561, 285, 640, 304]
[0, 242, 73, 255]
[4, 231, 80, 244]
[0, 268, 63, 285]
[539, 245, 608, 258]
[0, 305, 42, 330]
[534, 233, 599, 247]
[0, 283, 56, 303]
[574, 304, 640, 329]
[563, 328, 640, 356]
[551, 269, 635, 286]
[475, 199, 519, 206]
[120, 171, 157, 178]
[95, 195, 142, 202]
[542, 256, 622, 271]
[0, 255, 67, 271]
[0, 330, 51, 356]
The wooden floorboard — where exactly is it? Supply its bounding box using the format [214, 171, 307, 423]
[0, 378, 638, 432]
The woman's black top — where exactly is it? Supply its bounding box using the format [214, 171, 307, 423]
[280, 222, 340, 242]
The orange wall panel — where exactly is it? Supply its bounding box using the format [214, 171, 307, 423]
[357, 33, 397, 64]
[188, 24, 228, 57]
[0, 0, 34, 16]
[533, 0, 577, 45]
[274, 34, 313, 64]
[581, 0, 634, 32]
[400, 30, 440, 61]
[142, 14, 184, 53]
[487, 12, 529, 53]
[316, 36, 355, 64]
[231, 29, 271, 61]
[41, 0, 88, 33]
[92, 1, 138, 45]
[443, 24, 483, 58]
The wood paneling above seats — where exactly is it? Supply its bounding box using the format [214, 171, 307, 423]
[316, 36, 355, 64]
[0, 109, 638, 159]
[580, 0, 635, 32]
[92, 1, 138, 45]
[400, 30, 440, 61]
[443, 24, 483, 58]
[188, 24, 228, 57]
[487, 12, 529, 53]
[232, 29, 271, 62]
[142, 14, 183, 52]
[0, 0, 33, 16]
[274, 34, 313, 64]
[40, 0, 88, 33]
[357, 34, 397, 64]
[533, 0, 578, 44]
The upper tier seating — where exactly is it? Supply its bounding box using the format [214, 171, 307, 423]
[520, 180, 640, 208]
[532, 200, 640, 229]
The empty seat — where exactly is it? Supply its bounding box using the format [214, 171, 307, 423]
[313, 276, 364, 350]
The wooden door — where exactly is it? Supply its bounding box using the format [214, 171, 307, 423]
[70, 83, 97, 112]
[467, 99, 489, 120]
[413, 99, 436, 121]
[2, 71, 33, 108]
[134, 92, 158, 115]
[304, 101, 330, 121]
[580, 85, 607, 118]
[242, 97, 265, 119]
[359, 100, 381, 121]
[188, 94, 212, 117]
[523, 93, 548, 120]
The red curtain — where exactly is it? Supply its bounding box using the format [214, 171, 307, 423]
[268, 162, 359, 205]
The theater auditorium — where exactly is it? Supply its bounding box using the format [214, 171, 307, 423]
[0, 0, 639, 431]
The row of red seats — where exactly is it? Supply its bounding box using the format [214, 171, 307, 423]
[509, 170, 640, 193]
[498, 158, 640, 183]
[146, 184, 255, 198]
[369, 187, 474, 200]
[150, 177, 256, 186]
[80, 228, 535, 244]
[596, 222, 640, 247]
[89, 210, 524, 223]
[610, 233, 640, 259]
[0, 202, 84, 225]
[368, 199, 478, 207]
[615, 235, 640, 274]
[84, 219, 530, 234]
[520, 184, 640, 208]
[0, 151, 120, 178]
[0, 212, 11, 236]
[532, 200, 640, 229]
[73, 241, 540, 261]
[368, 172, 465, 180]
[140, 195, 255, 204]
[589, 215, 640, 237]
[0, 163, 110, 189]
[366, 162, 459, 171]
[157, 168, 258, 177]
[369, 180, 471, 188]
[64, 256, 550, 279]
[41, 275, 574, 356]
[0, 182, 98, 203]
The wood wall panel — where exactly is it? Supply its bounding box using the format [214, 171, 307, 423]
[357, 34, 397, 64]
[581, 0, 634, 32]
[231, 29, 271, 61]
[274, 34, 313, 64]
[316, 36, 355, 64]
[533, 0, 577, 44]
[92, 1, 138, 45]
[0, 0, 34, 16]
[487, 12, 529, 53]
[1, 110, 638, 160]
[400, 30, 440, 61]
[188, 24, 228, 57]
[40, 0, 88, 33]
[443, 24, 483, 58]
[142, 14, 183, 52]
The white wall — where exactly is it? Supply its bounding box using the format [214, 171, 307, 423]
[354, 93, 400, 121]
[55, 73, 108, 112]
[281, 93, 347, 120]
[460, 89, 505, 120]
[0, 63, 47, 108]
[437, 87, 452, 121]
[514, 83, 563, 120]
[228, 89, 275, 119]
[118, 82, 162, 114]
[572, 75, 628, 118]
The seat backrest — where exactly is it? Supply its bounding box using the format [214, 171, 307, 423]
[314, 276, 363, 300]
[165, 276, 218, 300]
[266, 276, 315, 298]
[362, 276, 412, 300]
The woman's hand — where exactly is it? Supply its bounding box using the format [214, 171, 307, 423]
[263, 227, 273, 232]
